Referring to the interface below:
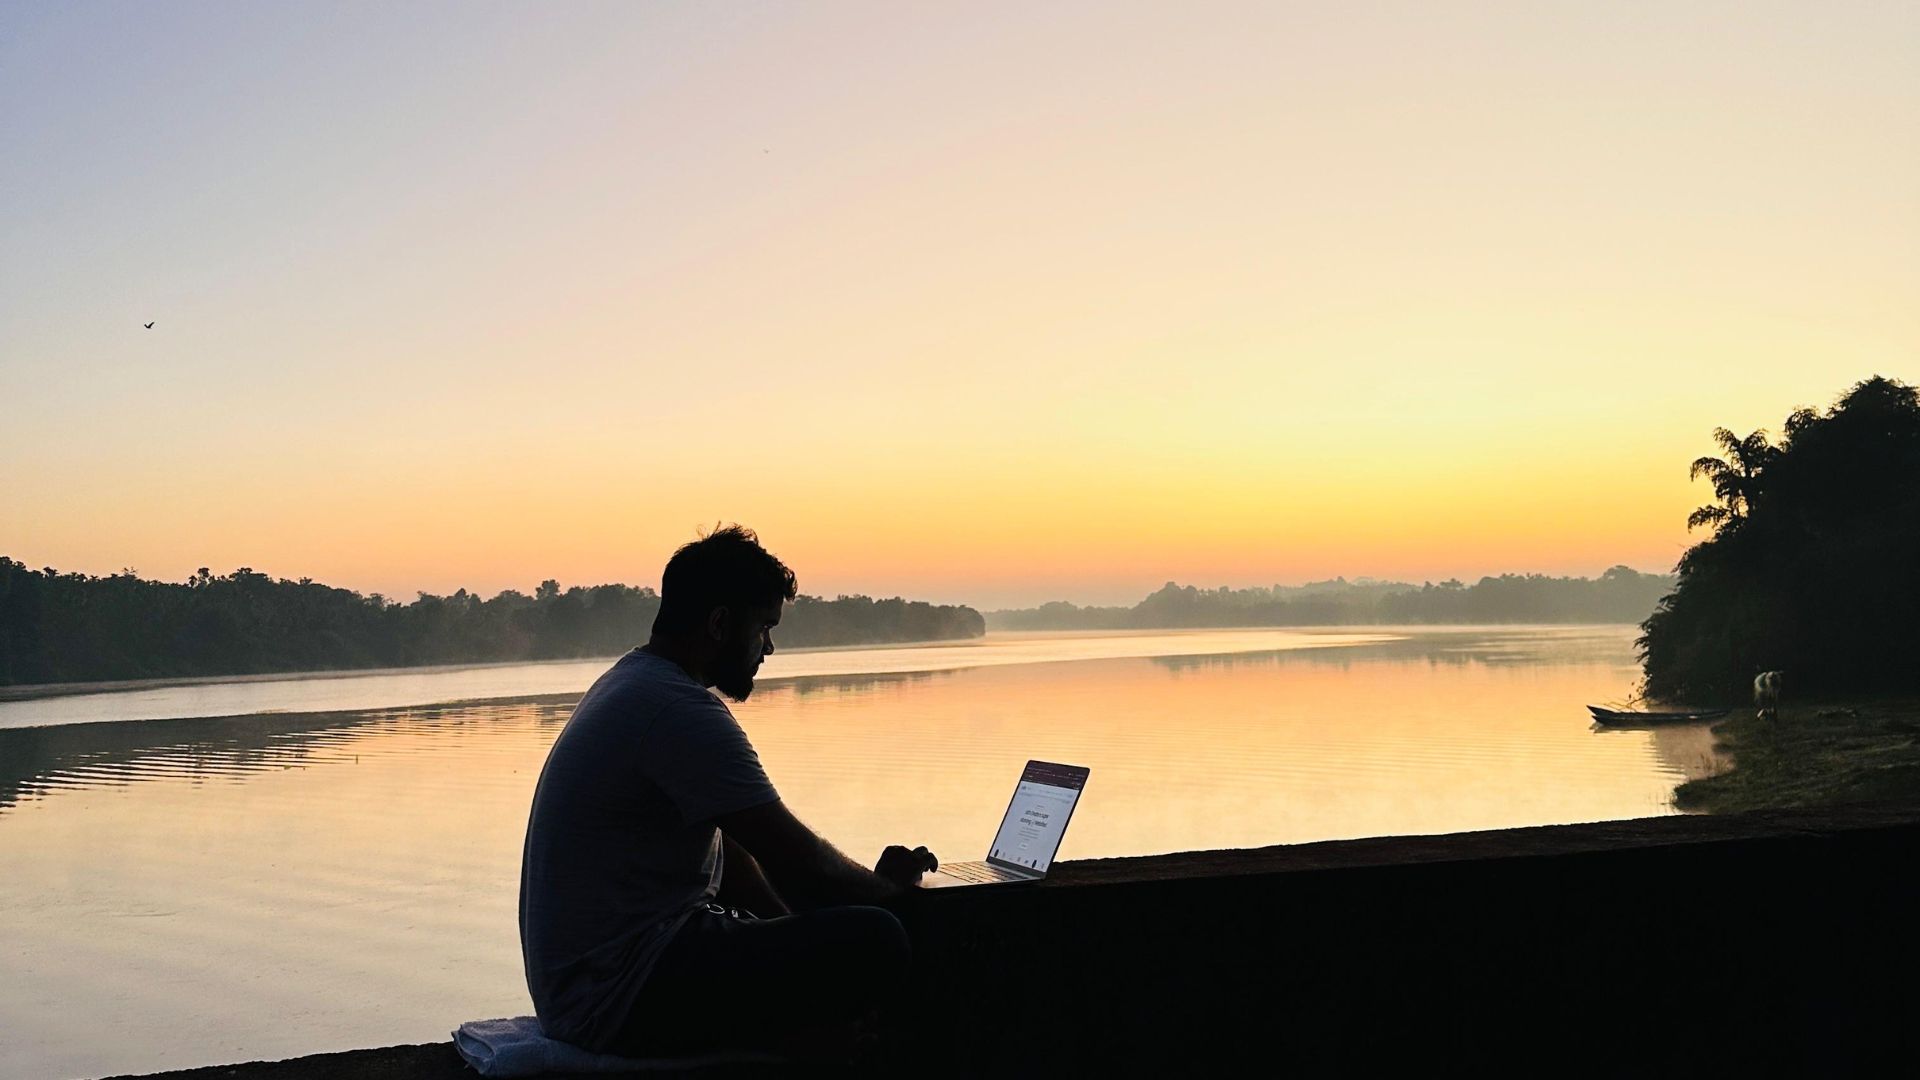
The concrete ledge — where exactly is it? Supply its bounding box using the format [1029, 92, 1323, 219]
[117, 803, 1920, 1077]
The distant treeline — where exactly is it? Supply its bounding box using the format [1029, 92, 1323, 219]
[989, 567, 1675, 630]
[1639, 375, 1920, 702]
[0, 563, 985, 686]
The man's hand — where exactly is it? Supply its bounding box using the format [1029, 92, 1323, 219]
[875, 844, 938, 886]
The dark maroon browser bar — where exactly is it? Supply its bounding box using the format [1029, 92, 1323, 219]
[1021, 760, 1088, 790]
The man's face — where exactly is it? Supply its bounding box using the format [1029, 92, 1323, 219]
[712, 601, 781, 702]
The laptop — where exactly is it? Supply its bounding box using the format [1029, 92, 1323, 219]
[918, 760, 1090, 889]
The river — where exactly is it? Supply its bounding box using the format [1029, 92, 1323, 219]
[0, 625, 1721, 1079]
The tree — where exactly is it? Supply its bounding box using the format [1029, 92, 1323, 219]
[1686, 427, 1780, 533]
[1642, 375, 1920, 700]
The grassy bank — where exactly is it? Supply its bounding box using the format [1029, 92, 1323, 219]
[1675, 698, 1920, 812]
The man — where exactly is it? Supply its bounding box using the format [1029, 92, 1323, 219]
[518, 525, 938, 1060]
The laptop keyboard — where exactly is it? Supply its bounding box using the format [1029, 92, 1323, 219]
[941, 861, 1021, 883]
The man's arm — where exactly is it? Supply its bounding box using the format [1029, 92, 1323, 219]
[715, 798, 935, 910]
[717, 832, 791, 917]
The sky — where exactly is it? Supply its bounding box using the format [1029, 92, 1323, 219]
[2, 2, 1915, 609]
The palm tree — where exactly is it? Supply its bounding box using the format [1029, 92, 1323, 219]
[1687, 427, 1779, 532]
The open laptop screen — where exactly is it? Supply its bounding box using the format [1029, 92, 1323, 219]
[985, 760, 1089, 874]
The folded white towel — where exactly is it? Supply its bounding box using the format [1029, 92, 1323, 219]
[452, 1016, 786, 1077]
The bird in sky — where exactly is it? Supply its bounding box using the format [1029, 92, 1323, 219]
[143, 322, 154, 329]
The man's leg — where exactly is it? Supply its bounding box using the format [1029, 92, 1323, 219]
[609, 904, 910, 1057]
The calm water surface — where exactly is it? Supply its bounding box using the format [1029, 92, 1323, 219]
[0, 626, 1719, 1079]
[0, 628, 1394, 729]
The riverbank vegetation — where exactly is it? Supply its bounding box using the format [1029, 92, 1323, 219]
[990, 567, 1674, 630]
[1642, 375, 1920, 812]
[1639, 375, 1920, 704]
[0, 563, 984, 686]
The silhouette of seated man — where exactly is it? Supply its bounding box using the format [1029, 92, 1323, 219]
[518, 525, 937, 1062]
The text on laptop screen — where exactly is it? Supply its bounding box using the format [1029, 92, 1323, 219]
[986, 761, 1087, 873]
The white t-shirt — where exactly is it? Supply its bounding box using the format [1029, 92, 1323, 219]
[518, 649, 779, 1049]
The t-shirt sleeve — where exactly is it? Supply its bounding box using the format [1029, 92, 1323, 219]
[642, 691, 781, 824]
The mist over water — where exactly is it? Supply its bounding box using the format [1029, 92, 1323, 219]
[0, 625, 1706, 1078]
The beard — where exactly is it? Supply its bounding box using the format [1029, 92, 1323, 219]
[713, 658, 757, 702]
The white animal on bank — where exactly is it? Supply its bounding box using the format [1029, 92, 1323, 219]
[1754, 671, 1783, 720]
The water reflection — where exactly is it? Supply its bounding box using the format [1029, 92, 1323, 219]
[1647, 721, 1731, 783]
[0, 668, 973, 816]
[784, 668, 953, 697]
[0, 701, 570, 814]
[0, 628, 1395, 730]
[0, 628, 1653, 827]
[1149, 626, 1641, 674]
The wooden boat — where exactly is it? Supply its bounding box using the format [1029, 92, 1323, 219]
[1588, 705, 1730, 726]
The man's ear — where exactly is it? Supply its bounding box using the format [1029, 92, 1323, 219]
[705, 606, 729, 642]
